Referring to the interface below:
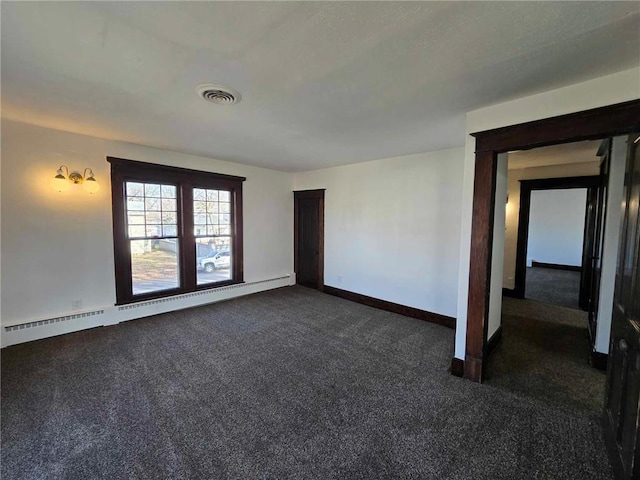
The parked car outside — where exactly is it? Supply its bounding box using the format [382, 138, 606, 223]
[198, 250, 231, 273]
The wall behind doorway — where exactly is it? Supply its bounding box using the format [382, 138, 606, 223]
[503, 161, 599, 289]
[527, 188, 587, 268]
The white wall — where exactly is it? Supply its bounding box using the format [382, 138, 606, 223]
[527, 188, 587, 267]
[1, 120, 294, 330]
[487, 154, 508, 340]
[456, 67, 640, 360]
[503, 161, 599, 288]
[595, 136, 628, 353]
[294, 147, 465, 318]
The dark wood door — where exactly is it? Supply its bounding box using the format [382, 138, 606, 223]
[294, 190, 324, 290]
[604, 133, 640, 479]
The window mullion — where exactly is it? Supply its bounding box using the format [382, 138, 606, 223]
[181, 183, 196, 291]
[232, 187, 244, 283]
[111, 169, 133, 303]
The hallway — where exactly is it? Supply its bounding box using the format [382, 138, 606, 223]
[525, 266, 582, 310]
[487, 297, 606, 416]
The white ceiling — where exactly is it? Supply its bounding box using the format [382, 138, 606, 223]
[508, 140, 602, 170]
[2, 2, 639, 172]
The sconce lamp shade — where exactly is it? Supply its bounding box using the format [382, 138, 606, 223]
[50, 172, 70, 192]
[51, 165, 100, 194]
[83, 176, 100, 194]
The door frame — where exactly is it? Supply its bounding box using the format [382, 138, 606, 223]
[464, 99, 640, 383]
[580, 185, 600, 312]
[293, 189, 325, 291]
[513, 175, 600, 302]
[586, 143, 612, 359]
[603, 134, 640, 479]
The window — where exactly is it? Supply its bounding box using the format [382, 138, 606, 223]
[193, 188, 233, 285]
[108, 157, 245, 304]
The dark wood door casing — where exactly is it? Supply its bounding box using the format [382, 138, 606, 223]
[465, 99, 640, 383]
[464, 150, 497, 382]
[587, 145, 611, 343]
[603, 134, 640, 479]
[294, 190, 325, 291]
[512, 175, 600, 301]
[581, 185, 599, 312]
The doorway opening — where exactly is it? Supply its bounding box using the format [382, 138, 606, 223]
[462, 99, 639, 477]
[488, 139, 609, 415]
[462, 99, 639, 383]
[512, 170, 602, 310]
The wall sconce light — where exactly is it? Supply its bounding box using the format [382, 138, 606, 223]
[50, 165, 100, 194]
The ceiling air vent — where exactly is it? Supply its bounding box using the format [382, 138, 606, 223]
[196, 84, 242, 105]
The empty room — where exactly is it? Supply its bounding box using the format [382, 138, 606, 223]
[2, 2, 640, 479]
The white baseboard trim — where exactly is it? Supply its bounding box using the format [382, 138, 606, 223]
[1, 275, 293, 348]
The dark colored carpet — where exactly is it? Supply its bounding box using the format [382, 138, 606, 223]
[2, 287, 613, 479]
[488, 297, 605, 416]
[525, 266, 581, 309]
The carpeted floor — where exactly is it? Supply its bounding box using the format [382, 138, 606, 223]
[525, 266, 582, 309]
[488, 297, 605, 416]
[2, 286, 613, 479]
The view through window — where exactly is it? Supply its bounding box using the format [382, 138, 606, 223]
[109, 157, 245, 304]
[126, 182, 180, 295]
[194, 188, 232, 285]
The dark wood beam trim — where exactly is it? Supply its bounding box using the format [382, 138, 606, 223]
[450, 358, 464, 377]
[472, 99, 640, 153]
[519, 175, 601, 191]
[465, 150, 498, 382]
[107, 157, 247, 183]
[293, 189, 326, 199]
[323, 285, 456, 330]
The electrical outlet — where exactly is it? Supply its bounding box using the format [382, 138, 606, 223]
[71, 299, 82, 311]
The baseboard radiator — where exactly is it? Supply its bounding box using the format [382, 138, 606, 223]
[2, 275, 294, 348]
